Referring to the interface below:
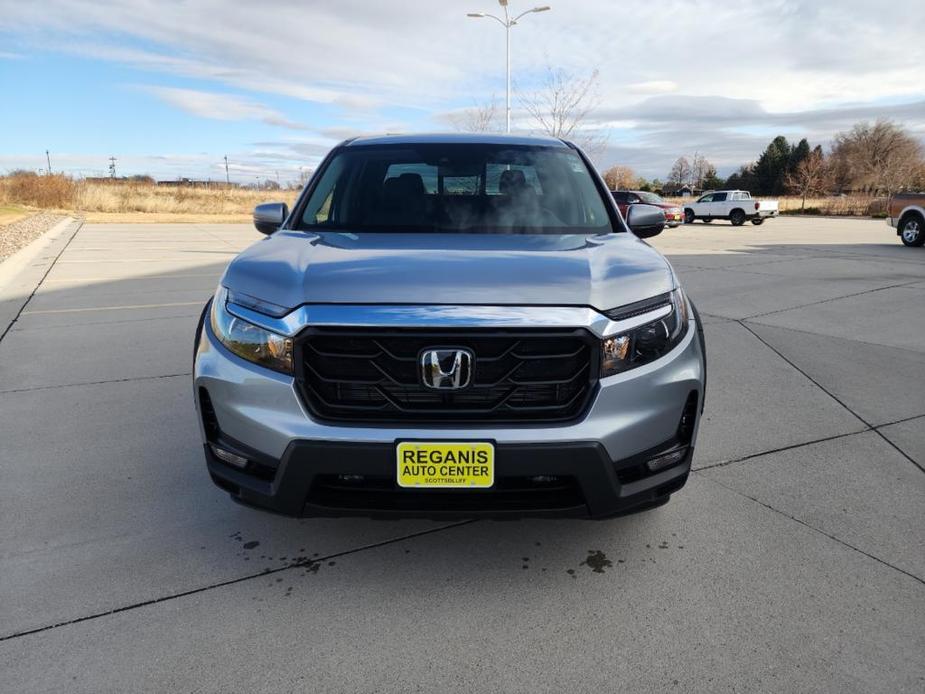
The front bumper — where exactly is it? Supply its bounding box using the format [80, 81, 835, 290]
[194, 304, 705, 519]
[664, 211, 683, 227]
[204, 438, 692, 519]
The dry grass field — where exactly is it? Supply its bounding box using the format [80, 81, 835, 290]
[663, 194, 885, 216]
[0, 172, 886, 223]
[0, 174, 299, 223]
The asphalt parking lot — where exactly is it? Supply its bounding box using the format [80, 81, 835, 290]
[1, 216, 923, 692]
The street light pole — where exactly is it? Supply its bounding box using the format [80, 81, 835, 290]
[505, 16, 511, 133]
[467, 2, 551, 133]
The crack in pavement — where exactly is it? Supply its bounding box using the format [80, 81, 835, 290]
[738, 321, 925, 474]
[738, 320, 925, 357]
[694, 413, 925, 473]
[669, 253, 824, 273]
[0, 520, 476, 643]
[0, 372, 192, 395]
[739, 279, 924, 321]
[701, 474, 925, 588]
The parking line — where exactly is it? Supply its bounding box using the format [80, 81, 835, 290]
[21, 301, 204, 315]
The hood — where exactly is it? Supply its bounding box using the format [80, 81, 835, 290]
[221, 230, 675, 313]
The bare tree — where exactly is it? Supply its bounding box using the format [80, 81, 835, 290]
[784, 147, 833, 209]
[518, 66, 608, 158]
[601, 165, 638, 191]
[449, 97, 502, 133]
[666, 156, 691, 193]
[830, 120, 925, 195]
[689, 152, 716, 191]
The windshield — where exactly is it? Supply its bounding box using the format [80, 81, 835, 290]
[297, 143, 614, 234]
[636, 191, 664, 204]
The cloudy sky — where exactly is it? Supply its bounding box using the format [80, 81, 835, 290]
[1, 0, 923, 183]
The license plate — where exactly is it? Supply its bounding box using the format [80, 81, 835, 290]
[396, 441, 494, 489]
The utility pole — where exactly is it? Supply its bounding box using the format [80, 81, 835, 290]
[45, 150, 52, 175]
[108, 156, 117, 179]
[224, 155, 230, 186]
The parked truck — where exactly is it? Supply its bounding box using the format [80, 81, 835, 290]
[684, 190, 779, 226]
[886, 192, 925, 246]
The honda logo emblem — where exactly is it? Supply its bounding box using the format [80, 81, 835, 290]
[420, 349, 473, 390]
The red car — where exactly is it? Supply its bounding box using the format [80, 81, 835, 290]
[611, 190, 684, 228]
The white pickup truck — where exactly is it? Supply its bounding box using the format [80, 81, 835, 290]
[683, 190, 779, 226]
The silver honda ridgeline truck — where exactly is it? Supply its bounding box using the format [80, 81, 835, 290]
[194, 134, 706, 519]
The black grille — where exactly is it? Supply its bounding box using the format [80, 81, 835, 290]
[308, 475, 585, 513]
[295, 327, 599, 423]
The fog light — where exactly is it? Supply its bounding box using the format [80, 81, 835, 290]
[210, 443, 248, 469]
[646, 446, 688, 472]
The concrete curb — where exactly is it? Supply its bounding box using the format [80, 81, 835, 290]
[0, 216, 82, 341]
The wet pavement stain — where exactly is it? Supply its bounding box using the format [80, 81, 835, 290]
[242, 541, 259, 550]
[581, 550, 613, 574]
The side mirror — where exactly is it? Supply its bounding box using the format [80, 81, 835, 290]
[626, 203, 666, 239]
[253, 202, 289, 235]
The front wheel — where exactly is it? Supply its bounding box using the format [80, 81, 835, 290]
[730, 209, 746, 226]
[900, 216, 924, 247]
[751, 218, 765, 225]
[684, 209, 695, 224]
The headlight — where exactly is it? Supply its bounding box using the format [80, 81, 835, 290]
[210, 290, 293, 374]
[601, 288, 689, 377]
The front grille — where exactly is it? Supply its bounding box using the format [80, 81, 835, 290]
[307, 475, 585, 513]
[295, 327, 599, 423]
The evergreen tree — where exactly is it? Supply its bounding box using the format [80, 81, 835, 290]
[788, 138, 811, 174]
[754, 136, 791, 195]
[725, 164, 758, 193]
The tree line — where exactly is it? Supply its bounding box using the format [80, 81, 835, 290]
[604, 119, 925, 203]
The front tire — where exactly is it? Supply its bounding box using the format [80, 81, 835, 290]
[684, 209, 695, 224]
[899, 215, 924, 247]
[730, 209, 746, 226]
[751, 218, 765, 225]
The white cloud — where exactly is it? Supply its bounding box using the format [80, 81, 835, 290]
[2, 0, 924, 177]
[142, 86, 307, 130]
[9, 0, 918, 112]
[627, 81, 678, 95]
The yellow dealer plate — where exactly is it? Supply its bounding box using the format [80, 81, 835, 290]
[396, 441, 494, 489]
